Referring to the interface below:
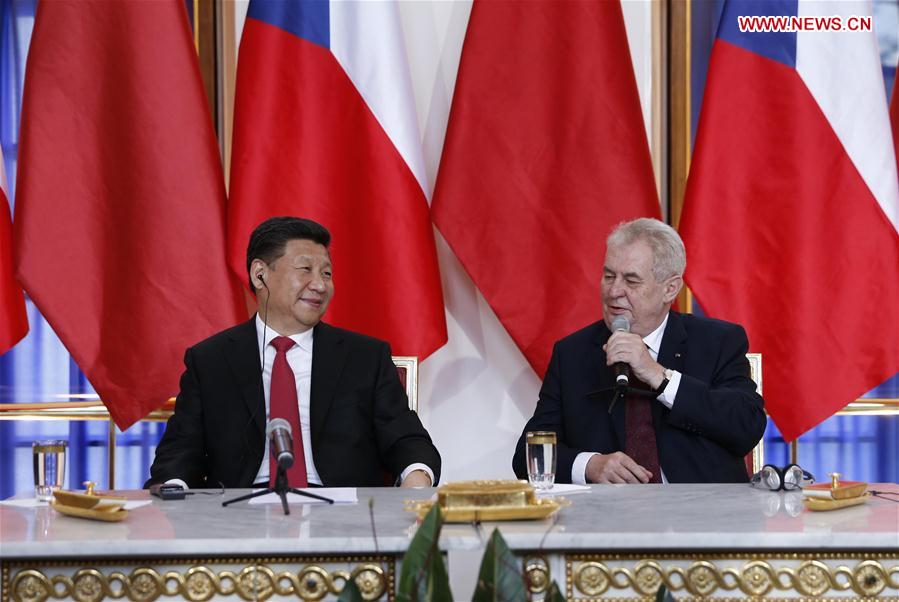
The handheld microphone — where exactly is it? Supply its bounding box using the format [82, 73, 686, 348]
[266, 418, 294, 469]
[610, 315, 631, 391]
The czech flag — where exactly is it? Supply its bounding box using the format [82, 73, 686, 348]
[229, 0, 447, 359]
[680, 0, 899, 441]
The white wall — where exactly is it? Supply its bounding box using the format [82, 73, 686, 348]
[230, 1, 656, 483]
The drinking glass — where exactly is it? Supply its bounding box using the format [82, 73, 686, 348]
[33, 440, 67, 501]
[525, 431, 556, 490]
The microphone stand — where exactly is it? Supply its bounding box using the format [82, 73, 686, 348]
[222, 465, 334, 515]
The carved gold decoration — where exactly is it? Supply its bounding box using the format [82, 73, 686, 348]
[10, 570, 51, 602]
[854, 560, 888, 597]
[567, 553, 899, 601]
[572, 561, 609, 596]
[523, 556, 550, 594]
[633, 561, 663, 594]
[3, 557, 394, 602]
[740, 560, 774, 596]
[72, 570, 105, 602]
[182, 567, 215, 601]
[685, 561, 717, 596]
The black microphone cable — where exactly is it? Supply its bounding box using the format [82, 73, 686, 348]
[870, 490, 899, 503]
[237, 271, 272, 482]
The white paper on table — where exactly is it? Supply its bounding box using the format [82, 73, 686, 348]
[535, 484, 591, 497]
[0, 498, 153, 509]
[247, 487, 357, 505]
[124, 500, 153, 510]
[0, 498, 47, 508]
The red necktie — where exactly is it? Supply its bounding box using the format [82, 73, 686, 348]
[624, 379, 662, 483]
[269, 336, 308, 488]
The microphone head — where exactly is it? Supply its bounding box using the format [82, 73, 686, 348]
[611, 315, 631, 333]
[266, 417, 292, 437]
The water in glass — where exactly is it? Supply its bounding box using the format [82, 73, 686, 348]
[33, 440, 67, 502]
[525, 431, 556, 490]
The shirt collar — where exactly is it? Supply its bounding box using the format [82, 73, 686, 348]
[255, 314, 314, 353]
[642, 313, 669, 357]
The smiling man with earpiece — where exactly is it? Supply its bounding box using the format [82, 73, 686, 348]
[146, 217, 440, 490]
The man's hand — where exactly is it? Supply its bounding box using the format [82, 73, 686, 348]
[400, 470, 432, 488]
[585, 452, 652, 483]
[603, 331, 665, 389]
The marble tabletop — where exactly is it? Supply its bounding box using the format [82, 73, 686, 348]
[1, 484, 897, 559]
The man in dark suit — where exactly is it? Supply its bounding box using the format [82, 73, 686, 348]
[513, 218, 765, 484]
[148, 217, 440, 489]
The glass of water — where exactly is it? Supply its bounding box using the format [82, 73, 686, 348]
[33, 440, 67, 502]
[525, 431, 557, 490]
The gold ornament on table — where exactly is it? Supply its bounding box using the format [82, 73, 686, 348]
[404, 479, 568, 522]
[50, 480, 129, 522]
[802, 472, 871, 512]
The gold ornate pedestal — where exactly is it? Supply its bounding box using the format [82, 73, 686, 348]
[2, 555, 395, 602]
[564, 552, 899, 601]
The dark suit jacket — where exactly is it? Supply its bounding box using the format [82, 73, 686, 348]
[147, 319, 441, 488]
[512, 312, 766, 483]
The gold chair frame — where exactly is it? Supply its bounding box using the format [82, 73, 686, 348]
[746, 353, 764, 474]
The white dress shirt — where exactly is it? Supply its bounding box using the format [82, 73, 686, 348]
[252, 316, 434, 486]
[254, 314, 321, 485]
[571, 314, 682, 484]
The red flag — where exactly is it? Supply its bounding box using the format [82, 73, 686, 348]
[14, 1, 243, 429]
[228, 2, 447, 359]
[0, 146, 27, 353]
[680, 2, 899, 441]
[431, 0, 659, 376]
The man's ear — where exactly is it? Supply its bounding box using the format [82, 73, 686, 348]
[663, 275, 684, 304]
[250, 259, 267, 291]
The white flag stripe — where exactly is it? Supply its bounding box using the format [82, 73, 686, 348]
[796, 0, 899, 232]
[330, 1, 429, 196]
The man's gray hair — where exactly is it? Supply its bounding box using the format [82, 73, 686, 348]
[606, 218, 686, 281]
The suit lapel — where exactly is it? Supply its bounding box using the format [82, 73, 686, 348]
[655, 311, 687, 423]
[224, 318, 265, 433]
[657, 311, 687, 375]
[310, 322, 349, 445]
[591, 322, 626, 448]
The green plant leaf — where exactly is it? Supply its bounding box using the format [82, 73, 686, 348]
[546, 581, 566, 602]
[655, 583, 676, 602]
[397, 504, 452, 601]
[472, 528, 526, 602]
[337, 576, 364, 602]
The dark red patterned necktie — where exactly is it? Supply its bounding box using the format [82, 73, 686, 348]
[269, 336, 308, 488]
[624, 379, 662, 483]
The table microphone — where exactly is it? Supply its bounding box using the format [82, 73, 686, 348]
[266, 418, 294, 469]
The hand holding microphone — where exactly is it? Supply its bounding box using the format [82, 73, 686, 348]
[604, 316, 665, 393]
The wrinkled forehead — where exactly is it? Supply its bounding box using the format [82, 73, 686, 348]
[604, 240, 654, 272]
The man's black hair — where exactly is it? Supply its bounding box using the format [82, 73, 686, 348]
[245, 216, 331, 293]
